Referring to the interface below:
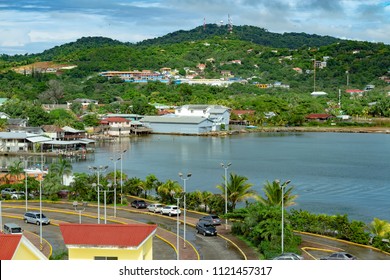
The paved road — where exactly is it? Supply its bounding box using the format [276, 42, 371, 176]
[3, 200, 390, 260]
[1, 201, 244, 260]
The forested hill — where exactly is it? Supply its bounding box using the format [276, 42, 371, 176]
[137, 24, 342, 49]
[39, 37, 130, 61]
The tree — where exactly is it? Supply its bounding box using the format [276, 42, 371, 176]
[157, 179, 182, 204]
[369, 218, 390, 237]
[39, 80, 64, 104]
[49, 156, 73, 185]
[256, 180, 297, 207]
[216, 173, 256, 210]
[82, 113, 100, 127]
[7, 160, 24, 184]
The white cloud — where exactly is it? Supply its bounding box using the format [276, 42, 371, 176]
[0, 0, 388, 55]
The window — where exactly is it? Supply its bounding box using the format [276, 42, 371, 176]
[94, 256, 118, 260]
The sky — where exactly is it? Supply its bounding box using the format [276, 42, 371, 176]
[0, 0, 389, 55]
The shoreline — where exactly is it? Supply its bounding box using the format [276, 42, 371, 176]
[213, 126, 390, 136]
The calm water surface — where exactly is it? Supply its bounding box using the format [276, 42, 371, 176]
[3, 132, 389, 223]
[81, 132, 390, 223]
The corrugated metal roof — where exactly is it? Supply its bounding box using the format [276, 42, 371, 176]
[27, 136, 51, 143]
[0, 234, 21, 260]
[141, 116, 210, 124]
[79, 138, 95, 143]
[0, 132, 31, 139]
[62, 126, 85, 133]
[59, 224, 157, 248]
[43, 140, 80, 145]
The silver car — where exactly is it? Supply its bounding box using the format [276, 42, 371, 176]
[273, 252, 304, 260]
[147, 203, 164, 213]
[23, 211, 51, 225]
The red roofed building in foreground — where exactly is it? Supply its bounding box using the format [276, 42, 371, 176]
[0, 233, 48, 260]
[59, 223, 157, 260]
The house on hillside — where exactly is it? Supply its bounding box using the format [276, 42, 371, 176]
[67, 99, 98, 110]
[59, 223, 157, 260]
[0, 233, 48, 260]
[305, 113, 333, 122]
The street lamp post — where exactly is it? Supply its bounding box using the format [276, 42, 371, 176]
[89, 165, 108, 224]
[279, 179, 291, 254]
[39, 174, 43, 250]
[221, 162, 231, 230]
[110, 157, 121, 217]
[73, 201, 87, 224]
[178, 172, 191, 249]
[170, 190, 180, 260]
[103, 183, 114, 224]
[21, 156, 32, 212]
[119, 149, 127, 205]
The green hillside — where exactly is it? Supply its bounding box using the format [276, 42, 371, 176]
[0, 25, 389, 126]
[138, 24, 342, 49]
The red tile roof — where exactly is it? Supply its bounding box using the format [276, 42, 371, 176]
[0, 234, 21, 260]
[346, 89, 364, 93]
[59, 223, 157, 248]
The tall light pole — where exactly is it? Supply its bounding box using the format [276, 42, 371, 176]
[178, 172, 191, 249]
[73, 201, 87, 224]
[39, 173, 43, 250]
[221, 162, 231, 230]
[170, 190, 180, 260]
[278, 179, 291, 254]
[110, 157, 120, 217]
[21, 156, 32, 212]
[119, 149, 127, 205]
[89, 165, 108, 224]
[102, 183, 115, 224]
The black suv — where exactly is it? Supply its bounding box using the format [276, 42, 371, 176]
[131, 199, 147, 209]
[196, 222, 217, 236]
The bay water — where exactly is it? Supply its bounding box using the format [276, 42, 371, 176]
[2, 132, 389, 223]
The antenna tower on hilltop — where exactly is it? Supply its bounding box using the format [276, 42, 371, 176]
[228, 14, 233, 33]
[203, 17, 206, 31]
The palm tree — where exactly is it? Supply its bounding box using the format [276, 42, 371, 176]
[216, 173, 256, 210]
[144, 174, 160, 198]
[256, 180, 297, 207]
[7, 160, 24, 184]
[157, 180, 182, 204]
[369, 218, 390, 237]
[50, 156, 72, 185]
[201, 191, 214, 213]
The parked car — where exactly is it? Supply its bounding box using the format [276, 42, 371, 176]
[10, 191, 25, 200]
[199, 215, 221, 226]
[147, 203, 164, 213]
[196, 222, 218, 236]
[57, 190, 69, 199]
[23, 211, 51, 225]
[161, 205, 181, 216]
[273, 252, 304, 260]
[1, 188, 16, 198]
[321, 252, 357, 260]
[131, 200, 147, 209]
[3, 223, 23, 234]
